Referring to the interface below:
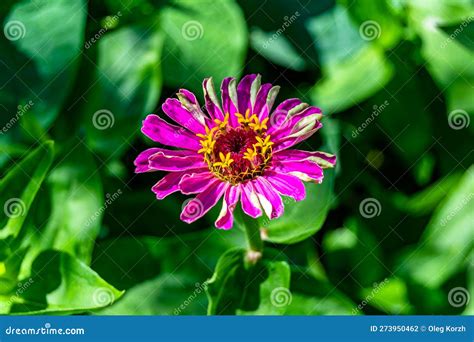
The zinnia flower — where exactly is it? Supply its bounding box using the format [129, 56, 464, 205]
[135, 74, 336, 229]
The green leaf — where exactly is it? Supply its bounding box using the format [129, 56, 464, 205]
[206, 248, 290, 315]
[5, 250, 123, 315]
[84, 26, 163, 155]
[250, 27, 306, 71]
[263, 169, 335, 244]
[397, 166, 474, 287]
[160, 0, 248, 91]
[1, 0, 86, 129]
[359, 277, 413, 314]
[0, 141, 54, 242]
[307, 5, 394, 113]
[440, 21, 474, 51]
[287, 268, 357, 315]
[99, 273, 208, 315]
[19, 143, 104, 276]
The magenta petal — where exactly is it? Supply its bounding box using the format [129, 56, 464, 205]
[141, 114, 201, 150]
[179, 172, 215, 194]
[273, 121, 323, 152]
[265, 171, 306, 201]
[253, 178, 284, 219]
[221, 77, 239, 127]
[162, 98, 205, 134]
[180, 180, 227, 224]
[274, 149, 336, 168]
[240, 181, 263, 218]
[273, 159, 324, 183]
[215, 185, 241, 230]
[203, 78, 224, 121]
[237, 74, 258, 114]
[148, 152, 205, 171]
[151, 168, 206, 199]
[269, 106, 322, 137]
[134, 148, 162, 173]
[253, 83, 272, 119]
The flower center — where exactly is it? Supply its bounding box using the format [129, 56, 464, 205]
[197, 110, 273, 185]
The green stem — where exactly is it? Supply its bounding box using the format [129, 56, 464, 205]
[237, 209, 263, 255]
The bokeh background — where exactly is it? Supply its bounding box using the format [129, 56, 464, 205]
[0, 0, 473, 315]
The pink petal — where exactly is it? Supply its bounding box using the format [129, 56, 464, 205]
[148, 152, 205, 171]
[180, 180, 227, 224]
[237, 74, 258, 114]
[253, 83, 272, 119]
[203, 78, 224, 121]
[141, 114, 201, 150]
[274, 149, 336, 168]
[179, 172, 215, 194]
[177, 89, 210, 127]
[134, 148, 163, 173]
[264, 171, 306, 201]
[240, 181, 263, 218]
[273, 159, 324, 183]
[162, 98, 206, 134]
[273, 121, 323, 152]
[221, 77, 239, 127]
[253, 178, 284, 219]
[215, 185, 241, 230]
[151, 168, 207, 199]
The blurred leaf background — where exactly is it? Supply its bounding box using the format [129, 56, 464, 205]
[0, 0, 473, 315]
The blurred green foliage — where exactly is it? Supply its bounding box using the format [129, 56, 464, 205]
[0, 0, 473, 315]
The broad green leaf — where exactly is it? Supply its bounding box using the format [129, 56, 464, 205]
[206, 248, 289, 315]
[341, 0, 403, 48]
[359, 277, 413, 314]
[408, 0, 474, 24]
[4, 250, 123, 315]
[397, 166, 474, 287]
[250, 27, 306, 71]
[160, 0, 247, 91]
[100, 273, 208, 315]
[264, 170, 335, 244]
[392, 172, 462, 216]
[1, 0, 86, 129]
[0, 141, 54, 242]
[440, 21, 474, 51]
[287, 268, 357, 315]
[238, 261, 291, 315]
[85, 26, 163, 155]
[19, 143, 104, 276]
[307, 6, 394, 113]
